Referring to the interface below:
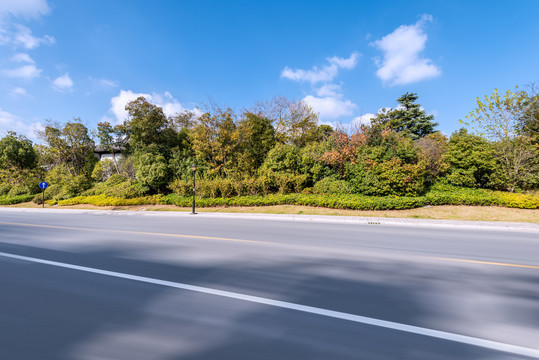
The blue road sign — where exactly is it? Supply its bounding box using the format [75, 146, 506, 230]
[39, 182, 49, 190]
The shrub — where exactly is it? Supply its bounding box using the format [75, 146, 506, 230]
[58, 194, 164, 207]
[347, 158, 426, 196]
[134, 151, 170, 191]
[44, 165, 93, 199]
[91, 159, 116, 182]
[168, 178, 191, 196]
[32, 192, 52, 205]
[7, 184, 31, 197]
[0, 183, 12, 196]
[0, 193, 36, 205]
[445, 129, 496, 188]
[83, 177, 149, 199]
[41, 182, 539, 210]
[313, 176, 353, 194]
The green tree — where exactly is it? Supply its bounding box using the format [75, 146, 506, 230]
[168, 147, 201, 181]
[371, 92, 438, 139]
[0, 131, 38, 170]
[133, 149, 170, 191]
[346, 157, 426, 196]
[463, 87, 530, 140]
[345, 128, 426, 196]
[235, 112, 276, 174]
[445, 129, 496, 188]
[520, 84, 539, 143]
[0, 132, 42, 194]
[189, 109, 239, 176]
[122, 97, 176, 154]
[489, 138, 539, 191]
[38, 119, 96, 176]
[299, 142, 335, 185]
[260, 144, 302, 174]
[462, 87, 539, 191]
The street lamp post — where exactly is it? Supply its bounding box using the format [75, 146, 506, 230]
[191, 164, 197, 214]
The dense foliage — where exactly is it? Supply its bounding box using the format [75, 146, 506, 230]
[1, 89, 538, 210]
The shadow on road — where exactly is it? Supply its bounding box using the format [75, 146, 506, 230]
[0, 232, 537, 359]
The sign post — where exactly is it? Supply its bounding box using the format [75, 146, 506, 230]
[38, 182, 49, 208]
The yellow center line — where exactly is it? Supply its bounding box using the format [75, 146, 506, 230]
[0, 221, 265, 244]
[428, 257, 539, 270]
[2, 221, 538, 270]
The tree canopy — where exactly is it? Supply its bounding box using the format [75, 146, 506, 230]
[0, 131, 38, 170]
[1, 88, 537, 204]
[371, 92, 438, 139]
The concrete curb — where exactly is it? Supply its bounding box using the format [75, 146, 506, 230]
[1, 207, 538, 233]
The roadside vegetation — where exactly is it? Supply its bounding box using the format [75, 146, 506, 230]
[1, 86, 538, 213]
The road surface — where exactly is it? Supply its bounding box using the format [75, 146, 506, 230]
[1, 209, 538, 359]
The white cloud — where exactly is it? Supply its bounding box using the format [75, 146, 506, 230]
[281, 65, 337, 84]
[352, 113, 375, 126]
[303, 95, 357, 119]
[99, 78, 118, 88]
[2, 64, 42, 78]
[0, 108, 41, 140]
[52, 73, 74, 92]
[10, 87, 27, 97]
[11, 53, 34, 63]
[327, 52, 360, 69]
[0, 0, 50, 19]
[372, 14, 440, 85]
[3, 53, 40, 79]
[108, 90, 195, 124]
[0, 28, 9, 44]
[316, 83, 342, 97]
[12, 24, 55, 49]
[281, 52, 360, 84]
[282, 52, 361, 121]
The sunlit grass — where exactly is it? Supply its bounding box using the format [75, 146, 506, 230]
[4, 202, 537, 223]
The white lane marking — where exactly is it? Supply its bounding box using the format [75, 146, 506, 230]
[1, 251, 538, 358]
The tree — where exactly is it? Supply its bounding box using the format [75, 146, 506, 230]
[371, 92, 438, 139]
[123, 97, 176, 153]
[133, 148, 170, 191]
[0, 131, 38, 170]
[415, 132, 450, 182]
[189, 108, 239, 176]
[519, 84, 539, 143]
[463, 87, 530, 140]
[345, 128, 426, 196]
[462, 87, 539, 191]
[253, 96, 319, 146]
[38, 119, 96, 176]
[319, 127, 366, 176]
[260, 144, 302, 174]
[445, 129, 496, 188]
[235, 112, 276, 174]
[489, 137, 539, 191]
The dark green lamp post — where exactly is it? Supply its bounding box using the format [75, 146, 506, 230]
[191, 164, 197, 214]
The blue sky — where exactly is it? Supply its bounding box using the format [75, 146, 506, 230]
[1, 0, 538, 141]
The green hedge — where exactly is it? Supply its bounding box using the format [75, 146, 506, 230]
[425, 184, 539, 209]
[0, 193, 37, 205]
[58, 194, 164, 206]
[2, 185, 537, 210]
[51, 189, 539, 210]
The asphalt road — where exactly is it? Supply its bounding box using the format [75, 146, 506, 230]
[1, 209, 538, 359]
